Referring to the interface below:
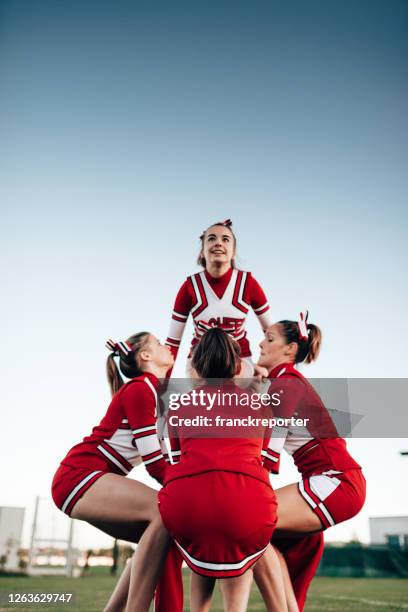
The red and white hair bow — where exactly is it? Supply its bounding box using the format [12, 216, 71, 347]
[219, 218, 232, 227]
[297, 311, 309, 340]
[105, 338, 132, 355]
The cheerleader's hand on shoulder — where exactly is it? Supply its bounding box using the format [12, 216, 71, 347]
[253, 364, 269, 380]
[247, 366, 269, 395]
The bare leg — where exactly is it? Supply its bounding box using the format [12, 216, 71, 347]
[70, 474, 160, 611]
[275, 549, 299, 612]
[190, 573, 216, 612]
[218, 570, 253, 612]
[126, 514, 171, 612]
[71, 473, 158, 525]
[275, 484, 322, 532]
[253, 545, 288, 612]
[104, 557, 132, 612]
[253, 483, 323, 612]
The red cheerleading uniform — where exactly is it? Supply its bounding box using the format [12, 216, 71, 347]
[52, 371, 185, 612]
[158, 383, 278, 578]
[262, 363, 366, 611]
[166, 267, 272, 361]
[263, 363, 366, 529]
[51, 372, 168, 515]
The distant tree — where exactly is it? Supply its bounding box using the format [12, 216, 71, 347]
[111, 540, 119, 575]
[83, 549, 93, 572]
[343, 540, 363, 548]
[120, 544, 134, 564]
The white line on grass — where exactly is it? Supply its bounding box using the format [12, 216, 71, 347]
[322, 595, 408, 609]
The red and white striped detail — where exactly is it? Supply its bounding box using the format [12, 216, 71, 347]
[118, 418, 131, 430]
[132, 424, 157, 439]
[298, 311, 309, 340]
[174, 541, 268, 577]
[172, 310, 188, 323]
[261, 448, 280, 464]
[129, 376, 165, 467]
[170, 449, 182, 463]
[97, 442, 133, 475]
[232, 325, 246, 341]
[61, 470, 103, 514]
[142, 448, 165, 466]
[293, 438, 319, 462]
[134, 431, 162, 457]
[253, 302, 270, 315]
[232, 271, 250, 314]
[105, 339, 133, 355]
[166, 336, 181, 348]
[144, 376, 158, 415]
[298, 477, 337, 528]
[190, 273, 208, 317]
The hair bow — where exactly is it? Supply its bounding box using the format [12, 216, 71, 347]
[297, 311, 309, 340]
[105, 338, 132, 355]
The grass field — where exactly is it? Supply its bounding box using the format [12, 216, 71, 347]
[1, 572, 407, 611]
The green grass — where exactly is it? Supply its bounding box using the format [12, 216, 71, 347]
[0, 572, 407, 611]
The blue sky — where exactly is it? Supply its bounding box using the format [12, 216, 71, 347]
[1, 0, 407, 548]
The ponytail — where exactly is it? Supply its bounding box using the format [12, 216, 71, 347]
[106, 354, 125, 396]
[106, 332, 150, 397]
[304, 323, 321, 364]
[278, 320, 322, 365]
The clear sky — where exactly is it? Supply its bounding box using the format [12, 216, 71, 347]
[1, 0, 407, 549]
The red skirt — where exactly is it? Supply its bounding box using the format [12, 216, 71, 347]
[158, 470, 277, 578]
[51, 464, 106, 516]
[298, 468, 366, 529]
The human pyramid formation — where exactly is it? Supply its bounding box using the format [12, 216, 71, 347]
[52, 220, 366, 611]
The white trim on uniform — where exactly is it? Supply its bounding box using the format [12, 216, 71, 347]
[173, 310, 188, 320]
[261, 450, 279, 463]
[190, 274, 203, 316]
[143, 376, 157, 416]
[175, 541, 268, 572]
[298, 479, 317, 508]
[161, 436, 174, 465]
[309, 473, 342, 500]
[236, 271, 248, 311]
[97, 445, 129, 474]
[132, 425, 156, 436]
[318, 502, 336, 526]
[61, 470, 102, 513]
[299, 478, 336, 527]
[253, 302, 269, 313]
[143, 454, 164, 466]
[137, 433, 162, 456]
[234, 329, 246, 341]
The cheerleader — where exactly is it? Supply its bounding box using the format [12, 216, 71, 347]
[256, 314, 366, 610]
[51, 333, 183, 612]
[127, 328, 291, 612]
[166, 219, 273, 377]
